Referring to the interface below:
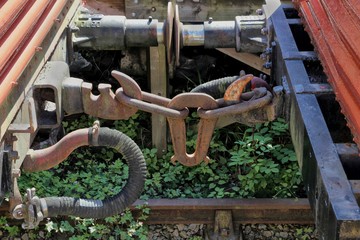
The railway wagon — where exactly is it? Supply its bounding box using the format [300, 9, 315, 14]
[0, 0, 359, 239]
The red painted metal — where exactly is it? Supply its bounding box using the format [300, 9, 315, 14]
[0, 0, 29, 39]
[293, 0, 360, 148]
[0, 0, 52, 72]
[22, 128, 89, 172]
[0, 0, 68, 105]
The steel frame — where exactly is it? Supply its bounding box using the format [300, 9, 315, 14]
[266, 1, 360, 239]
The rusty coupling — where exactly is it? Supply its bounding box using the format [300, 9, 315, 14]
[72, 70, 277, 167]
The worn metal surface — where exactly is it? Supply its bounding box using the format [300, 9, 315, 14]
[266, 1, 360, 238]
[223, 75, 253, 103]
[235, 15, 267, 52]
[203, 21, 235, 48]
[33, 62, 69, 129]
[167, 93, 218, 166]
[125, 0, 264, 21]
[74, 11, 160, 50]
[130, 198, 313, 225]
[165, 2, 174, 63]
[293, 0, 360, 151]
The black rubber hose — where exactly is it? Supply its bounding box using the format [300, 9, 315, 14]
[43, 127, 146, 219]
[190, 76, 239, 99]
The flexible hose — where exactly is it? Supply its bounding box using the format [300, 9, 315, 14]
[190, 76, 239, 99]
[42, 127, 146, 218]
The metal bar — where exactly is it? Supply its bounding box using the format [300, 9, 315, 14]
[283, 51, 318, 61]
[287, 18, 302, 25]
[116, 89, 188, 119]
[130, 198, 313, 225]
[294, 83, 333, 95]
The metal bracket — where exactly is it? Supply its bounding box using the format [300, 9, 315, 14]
[7, 98, 38, 134]
[205, 210, 243, 240]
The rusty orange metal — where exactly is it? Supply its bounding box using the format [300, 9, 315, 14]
[167, 93, 218, 166]
[293, 0, 360, 149]
[0, 0, 68, 105]
[223, 74, 254, 102]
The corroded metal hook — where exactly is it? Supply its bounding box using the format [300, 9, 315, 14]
[167, 93, 218, 166]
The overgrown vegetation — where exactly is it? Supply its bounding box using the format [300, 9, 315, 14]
[12, 112, 303, 239]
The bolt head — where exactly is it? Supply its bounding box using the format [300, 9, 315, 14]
[261, 27, 268, 35]
[256, 9, 263, 15]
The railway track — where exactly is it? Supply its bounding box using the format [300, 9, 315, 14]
[0, 198, 313, 227]
[129, 198, 313, 225]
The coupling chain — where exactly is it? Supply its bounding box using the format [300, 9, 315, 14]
[111, 71, 273, 166]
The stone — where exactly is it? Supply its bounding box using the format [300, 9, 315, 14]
[21, 234, 29, 240]
[39, 231, 45, 238]
[177, 224, 185, 231]
[258, 224, 267, 230]
[188, 224, 199, 232]
[173, 229, 179, 237]
[279, 232, 289, 238]
[263, 231, 273, 238]
[166, 225, 174, 232]
[244, 225, 252, 234]
[179, 231, 188, 238]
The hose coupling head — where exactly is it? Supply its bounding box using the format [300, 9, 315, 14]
[12, 188, 47, 229]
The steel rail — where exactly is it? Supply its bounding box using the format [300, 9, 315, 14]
[130, 198, 314, 225]
[0, 198, 314, 225]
